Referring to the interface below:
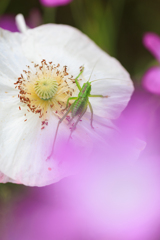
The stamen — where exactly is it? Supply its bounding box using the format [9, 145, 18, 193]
[15, 60, 81, 124]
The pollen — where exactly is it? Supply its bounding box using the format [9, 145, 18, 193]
[15, 60, 81, 120]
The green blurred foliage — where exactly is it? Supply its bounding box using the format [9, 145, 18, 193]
[0, 0, 160, 81]
[0, 0, 160, 200]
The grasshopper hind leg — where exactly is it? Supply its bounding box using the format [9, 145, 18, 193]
[47, 105, 73, 159]
[68, 108, 87, 142]
[88, 101, 94, 129]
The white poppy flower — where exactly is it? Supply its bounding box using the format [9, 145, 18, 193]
[0, 14, 133, 186]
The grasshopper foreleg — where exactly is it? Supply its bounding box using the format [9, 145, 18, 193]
[74, 66, 84, 90]
[63, 97, 77, 111]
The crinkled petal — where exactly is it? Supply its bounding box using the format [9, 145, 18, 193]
[0, 101, 71, 186]
[142, 67, 160, 94]
[143, 33, 160, 62]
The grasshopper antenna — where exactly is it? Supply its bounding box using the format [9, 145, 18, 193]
[90, 77, 129, 83]
[87, 60, 100, 82]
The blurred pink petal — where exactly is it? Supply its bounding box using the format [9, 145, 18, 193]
[142, 66, 160, 94]
[3, 89, 160, 240]
[0, 11, 42, 33]
[40, 0, 72, 7]
[0, 15, 18, 32]
[143, 33, 160, 61]
[27, 9, 42, 28]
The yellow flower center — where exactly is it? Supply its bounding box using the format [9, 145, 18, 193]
[34, 78, 58, 100]
[15, 60, 82, 123]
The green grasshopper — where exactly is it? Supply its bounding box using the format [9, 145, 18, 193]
[50, 66, 108, 155]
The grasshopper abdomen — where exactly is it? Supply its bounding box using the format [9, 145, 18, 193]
[71, 82, 91, 118]
[71, 97, 88, 117]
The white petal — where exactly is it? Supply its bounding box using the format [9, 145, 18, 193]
[0, 101, 70, 186]
[89, 78, 133, 119]
[0, 23, 134, 186]
[0, 29, 28, 80]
